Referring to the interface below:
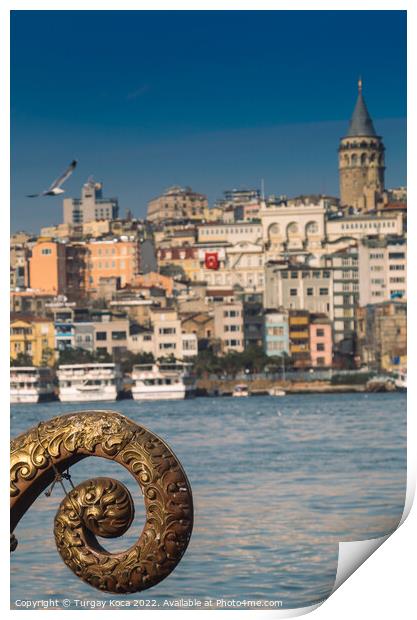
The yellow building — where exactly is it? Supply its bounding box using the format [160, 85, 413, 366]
[10, 315, 56, 366]
[157, 246, 200, 281]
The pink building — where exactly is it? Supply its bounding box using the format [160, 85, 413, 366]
[309, 315, 333, 367]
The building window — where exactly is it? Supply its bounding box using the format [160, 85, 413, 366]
[307, 288, 313, 296]
[316, 343, 325, 352]
[290, 289, 298, 296]
[319, 288, 329, 295]
[159, 327, 176, 334]
[41, 248, 52, 255]
[96, 332, 107, 341]
[316, 328, 325, 337]
[111, 331, 126, 340]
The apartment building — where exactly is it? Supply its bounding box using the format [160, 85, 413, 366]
[63, 179, 119, 225]
[309, 314, 333, 367]
[195, 243, 265, 291]
[326, 212, 403, 242]
[197, 222, 263, 245]
[288, 310, 310, 368]
[147, 186, 207, 223]
[324, 247, 359, 345]
[10, 237, 31, 289]
[157, 246, 200, 281]
[91, 312, 130, 357]
[242, 296, 264, 349]
[10, 314, 55, 366]
[85, 238, 140, 290]
[150, 308, 198, 359]
[358, 237, 407, 305]
[29, 240, 67, 294]
[263, 310, 290, 357]
[127, 325, 155, 355]
[213, 302, 244, 353]
[10, 291, 56, 317]
[356, 301, 407, 370]
[264, 263, 333, 317]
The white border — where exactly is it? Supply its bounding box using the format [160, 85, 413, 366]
[2, 1, 414, 619]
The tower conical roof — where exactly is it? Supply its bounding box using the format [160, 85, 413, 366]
[346, 78, 377, 137]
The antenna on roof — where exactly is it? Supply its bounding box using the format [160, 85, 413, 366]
[261, 178, 265, 201]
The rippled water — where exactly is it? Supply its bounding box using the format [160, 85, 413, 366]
[10, 393, 406, 609]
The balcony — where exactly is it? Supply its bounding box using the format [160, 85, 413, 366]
[290, 331, 309, 339]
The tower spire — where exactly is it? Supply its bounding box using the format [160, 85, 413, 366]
[346, 77, 376, 137]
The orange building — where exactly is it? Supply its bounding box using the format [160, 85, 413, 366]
[309, 315, 333, 368]
[86, 239, 140, 290]
[29, 240, 66, 294]
[132, 272, 174, 296]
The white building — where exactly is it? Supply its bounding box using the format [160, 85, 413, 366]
[260, 201, 326, 258]
[326, 212, 403, 243]
[63, 179, 119, 225]
[195, 242, 265, 292]
[358, 237, 407, 306]
[264, 263, 333, 318]
[197, 222, 263, 245]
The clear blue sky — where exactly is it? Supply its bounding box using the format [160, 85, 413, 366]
[11, 10, 406, 233]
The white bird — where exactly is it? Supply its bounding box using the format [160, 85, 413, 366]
[26, 160, 77, 197]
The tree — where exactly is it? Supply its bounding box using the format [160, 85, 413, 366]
[56, 347, 112, 366]
[40, 347, 55, 367]
[11, 352, 33, 367]
[117, 351, 155, 374]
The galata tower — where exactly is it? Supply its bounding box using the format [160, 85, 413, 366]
[339, 78, 385, 211]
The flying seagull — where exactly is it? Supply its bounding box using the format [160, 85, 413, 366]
[26, 160, 77, 197]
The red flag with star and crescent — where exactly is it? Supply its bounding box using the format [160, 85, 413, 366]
[205, 252, 219, 270]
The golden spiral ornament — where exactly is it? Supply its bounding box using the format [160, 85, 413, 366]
[10, 411, 193, 594]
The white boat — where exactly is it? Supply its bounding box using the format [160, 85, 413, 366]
[394, 370, 407, 392]
[232, 384, 250, 397]
[10, 366, 56, 404]
[57, 363, 123, 402]
[131, 362, 196, 401]
[269, 387, 286, 397]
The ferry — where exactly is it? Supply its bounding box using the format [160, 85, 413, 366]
[57, 363, 123, 402]
[232, 384, 250, 397]
[131, 362, 196, 400]
[10, 366, 56, 404]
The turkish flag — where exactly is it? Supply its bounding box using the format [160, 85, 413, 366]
[205, 252, 219, 270]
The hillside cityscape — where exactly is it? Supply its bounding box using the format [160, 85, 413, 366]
[10, 80, 407, 394]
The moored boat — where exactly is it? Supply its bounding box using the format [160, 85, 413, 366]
[232, 384, 250, 397]
[393, 370, 407, 392]
[10, 366, 56, 404]
[57, 363, 123, 402]
[131, 362, 196, 401]
[269, 386, 286, 397]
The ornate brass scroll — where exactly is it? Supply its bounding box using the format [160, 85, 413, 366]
[10, 411, 193, 594]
